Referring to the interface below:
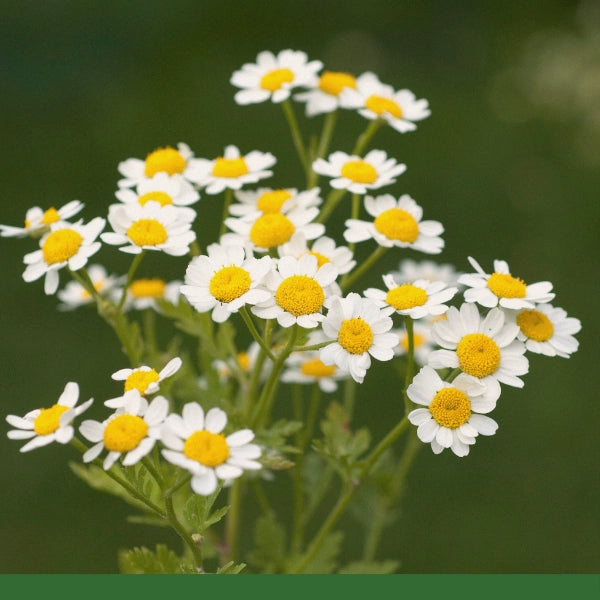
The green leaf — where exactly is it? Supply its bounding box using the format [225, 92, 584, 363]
[298, 531, 343, 574]
[118, 544, 197, 574]
[216, 561, 247, 574]
[183, 491, 229, 533]
[338, 559, 400, 574]
[248, 514, 287, 573]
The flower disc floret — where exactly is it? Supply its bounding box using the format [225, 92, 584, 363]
[365, 95, 403, 118]
[456, 333, 501, 378]
[275, 275, 325, 316]
[138, 191, 173, 206]
[338, 318, 374, 354]
[144, 146, 187, 177]
[209, 266, 252, 304]
[184, 430, 230, 467]
[212, 157, 249, 178]
[250, 213, 296, 248]
[386, 283, 428, 309]
[429, 388, 471, 429]
[33, 404, 70, 436]
[103, 414, 149, 453]
[487, 272, 526, 299]
[126, 218, 168, 246]
[124, 369, 160, 394]
[516, 309, 554, 342]
[301, 359, 336, 378]
[373, 208, 419, 242]
[129, 278, 166, 298]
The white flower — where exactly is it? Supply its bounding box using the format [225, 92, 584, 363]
[180, 242, 274, 323]
[223, 201, 325, 253]
[312, 149, 406, 195]
[252, 254, 338, 329]
[123, 278, 182, 312]
[6, 382, 93, 452]
[364, 274, 458, 319]
[57, 264, 123, 311]
[458, 256, 555, 310]
[508, 303, 582, 358]
[212, 341, 265, 384]
[282, 331, 348, 392]
[393, 320, 437, 366]
[22, 217, 105, 295]
[117, 142, 203, 188]
[101, 201, 196, 256]
[428, 303, 528, 399]
[1, 200, 84, 238]
[344, 194, 444, 254]
[390, 258, 464, 288]
[186, 144, 276, 195]
[407, 366, 498, 457]
[80, 391, 169, 469]
[231, 49, 322, 105]
[115, 172, 200, 207]
[319, 292, 398, 383]
[279, 231, 356, 276]
[339, 71, 431, 133]
[294, 70, 358, 116]
[228, 187, 322, 219]
[161, 403, 262, 496]
[106, 357, 183, 407]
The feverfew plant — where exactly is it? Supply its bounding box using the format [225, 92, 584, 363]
[3, 49, 582, 575]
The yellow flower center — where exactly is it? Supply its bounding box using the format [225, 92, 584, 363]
[103, 414, 148, 453]
[385, 284, 428, 310]
[373, 208, 419, 242]
[124, 369, 160, 394]
[138, 191, 174, 207]
[307, 250, 330, 268]
[338, 318, 373, 354]
[487, 272, 527, 299]
[42, 229, 83, 264]
[183, 430, 230, 467]
[144, 146, 187, 177]
[81, 280, 104, 300]
[42, 207, 61, 225]
[318, 71, 357, 96]
[275, 275, 325, 317]
[340, 160, 378, 184]
[127, 219, 168, 247]
[516, 309, 554, 342]
[429, 387, 471, 429]
[256, 189, 293, 213]
[365, 95, 403, 119]
[260, 68, 295, 91]
[401, 332, 425, 351]
[250, 213, 295, 248]
[33, 404, 69, 436]
[129, 278, 166, 298]
[212, 157, 249, 178]
[300, 358, 336, 378]
[209, 265, 252, 303]
[456, 333, 501, 378]
[237, 352, 250, 371]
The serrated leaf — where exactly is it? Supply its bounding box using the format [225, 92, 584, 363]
[118, 544, 197, 574]
[216, 561, 247, 574]
[248, 514, 287, 573]
[338, 559, 400, 574]
[182, 488, 228, 532]
[296, 531, 343, 574]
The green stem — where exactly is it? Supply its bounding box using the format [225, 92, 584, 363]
[239, 306, 276, 362]
[351, 118, 384, 156]
[224, 479, 242, 565]
[340, 245, 388, 292]
[281, 99, 310, 179]
[308, 110, 339, 188]
[315, 188, 348, 224]
[219, 188, 234, 238]
[403, 316, 416, 414]
[117, 251, 146, 312]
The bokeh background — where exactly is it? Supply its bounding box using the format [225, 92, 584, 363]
[1, 0, 599, 573]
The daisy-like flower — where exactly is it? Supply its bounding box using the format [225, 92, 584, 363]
[187, 144, 276, 195]
[80, 391, 169, 470]
[223, 201, 325, 254]
[180, 242, 274, 323]
[339, 71, 431, 133]
[22, 217, 105, 295]
[428, 303, 528, 399]
[101, 201, 196, 256]
[106, 356, 182, 408]
[279, 231, 356, 276]
[124, 278, 182, 311]
[228, 187, 322, 219]
[390, 258, 464, 288]
[1, 200, 84, 239]
[319, 292, 398, 383]
[294, 70, 358, 117]
[252, 254, 338, 328]
[344, 194, 444, 254]
[393, 320, 437, 366]
[115, 172, 200, 207]
[282, 331, 348, 392]
[312, 149, 406, 195]
[407, 366, 498, 457]
[57, 264, 123, 311]
[230, 49, 323, 105]
[458, 256, 555, 310]
[364, 274, 458, 319]
[117, 142, 203, 188]
[6, 382, 93, 452]
[161, 403, 262, 496]
[508, 303, 582, 358]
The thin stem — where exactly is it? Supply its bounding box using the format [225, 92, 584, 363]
[117, 251, 146, 312]
[340, 245, 388, 292]
[224, 479, 242, 565]
[351, 118, 384, 156]
[403, 316, 416, 414]
[239, 306, 276, 362]
[281, 99, 310, 179]
[307, 110, 339, 188]
[315, 188, 348, 224]
[219, 188, 234, 238]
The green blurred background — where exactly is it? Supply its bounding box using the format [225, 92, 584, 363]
[1, 0, 598, 573]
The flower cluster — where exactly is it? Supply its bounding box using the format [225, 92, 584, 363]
[2, 49, 581, 574]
